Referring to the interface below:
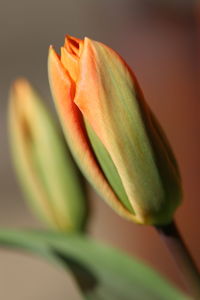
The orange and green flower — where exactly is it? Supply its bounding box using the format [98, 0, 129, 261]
[48, 35, 182, 225]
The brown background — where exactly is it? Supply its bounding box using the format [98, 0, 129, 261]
[0, 0, 199, 299]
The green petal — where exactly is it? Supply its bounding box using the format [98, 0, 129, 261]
[84, 119, 134, 213]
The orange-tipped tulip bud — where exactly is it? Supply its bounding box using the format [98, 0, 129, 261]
[9, 79, 86, 231]
[48, 35, 182, 225]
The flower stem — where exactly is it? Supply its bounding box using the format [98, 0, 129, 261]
[156, 221, 200, 300]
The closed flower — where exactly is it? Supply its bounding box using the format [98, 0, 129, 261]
[9, 79, 86, 231]
[48, 35, 182, 225]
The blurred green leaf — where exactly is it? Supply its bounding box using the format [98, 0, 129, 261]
[0, 230, 189, 300]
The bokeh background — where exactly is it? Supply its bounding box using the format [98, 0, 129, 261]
[0, 0, 199, 299]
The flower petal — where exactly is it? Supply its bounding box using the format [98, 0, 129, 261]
[74, 38, 180, 224]
[85, 119, 134, 213]
[61, 47, 79, 82]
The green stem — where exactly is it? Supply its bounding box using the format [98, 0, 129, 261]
[156, 221, 200, 300]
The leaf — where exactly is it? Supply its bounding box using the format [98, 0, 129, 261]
[0, 230, 189, 300]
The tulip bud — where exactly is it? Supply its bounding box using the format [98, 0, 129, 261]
[9, 79, 86, 231]
[48, 35, 182, 225]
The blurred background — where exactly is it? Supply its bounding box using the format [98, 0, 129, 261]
[0, 0, 199, 299]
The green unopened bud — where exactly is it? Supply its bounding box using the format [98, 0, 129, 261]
[9, 79, 86, 231]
